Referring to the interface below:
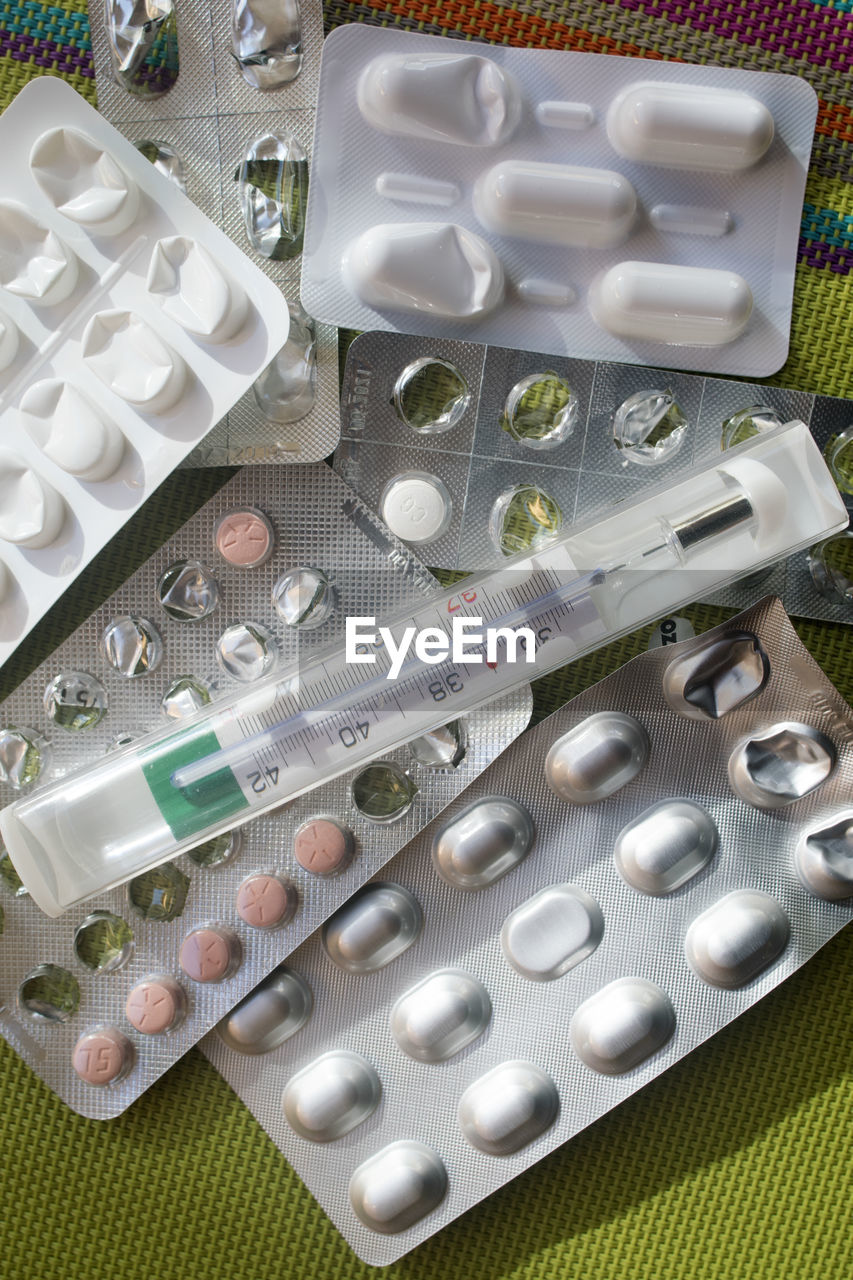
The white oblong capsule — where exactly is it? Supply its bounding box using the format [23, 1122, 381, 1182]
[473, 161, 636, 248]
[589, 261, 753, 346]
[607, 81, 774, 171]
[685, 890, 789, 988]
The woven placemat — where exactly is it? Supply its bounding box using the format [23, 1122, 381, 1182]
[0, 4, 850, 1278]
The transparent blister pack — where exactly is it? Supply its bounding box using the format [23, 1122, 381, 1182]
[202, 597, 853, 1265]
[0, 461, 531, 1117]
[88, 0, 340, 464]
[303, 26, 818, 376]
[0, 77, 290, 670]
[336, 331, 853, 622]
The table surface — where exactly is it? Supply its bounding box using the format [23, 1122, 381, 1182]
[0, 3, 850, 1278]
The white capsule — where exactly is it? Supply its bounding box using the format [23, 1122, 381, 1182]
[458, 1061, 559, 1156]
[589, 261, 753, 346]
[391, 969, 491, 1062]
[473, 161, 636, 248]
[322, 883, 422, 973]
[615, 800, 718, 896]
[795, 813, 853, 901]
[342, 222, 505, 321]
[546, 712, 649, 804]
[433, 796, 534, 890]
[571, 977, 675, 1075]
[607, 81, 775, 171]
[357, 52, 521, 147]
[685, 890, 789, 988]
[501, 884, 603, 981]
[349, 1141, 447, 1234]
[282, 1051, 380, 1143]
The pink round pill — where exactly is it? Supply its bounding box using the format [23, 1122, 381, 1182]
[179, 926, 242, 983]
[214, 507, 274, 568]
[72, 1027, 135, 1086]
[236, 873, 298, 929]
[293, 817, 355, 877]
[125, 976, 187, 1035]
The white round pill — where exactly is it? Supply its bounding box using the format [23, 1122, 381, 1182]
[381, 472, 451, 544]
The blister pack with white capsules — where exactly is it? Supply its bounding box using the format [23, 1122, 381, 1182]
[203, 597, 853, 1265]
[0, 76, 290, 668]
[0, 461, 530, 1117]
[303, 26, 817, 376]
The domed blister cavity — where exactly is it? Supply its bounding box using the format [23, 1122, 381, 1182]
[232, 0, 303, 90]
[342, 223, 505, 321]
[795, 813, 853, 901]
[349, 1140, 447, 1234]
[615, 799, 718, 896]
[458, 1060, 559, 1157]
[728, 721, 836, 809]
[0, 202, 79, 306]
[589, 262, 753, 347]
[239, 131, 309, 262]
[391, 969, 491, 1062]
[21, 379, 125, 482]
[685, 890, 789, 988]
[606, 81, 775, 171]
[146, 236, 250, 343]
[0, 451, 65, 549]
[283, 1051, 380, 1143]
[473, 161, 636, 248]
[571, 977, 675, 1074]
[663, 630, 769, 720]
[501, 884, 604, 981]
[322, 882, 423, 973]
[357, 52, 521, 147]
[545, 712, 649, 804]
[30, 128, 140, 236]
[254, 306, 316, 423]
[217, 964, 313, 1054]
[82, 309, 188, 413]
[433, 796, 534, 889]
[612, 388, 687, 465]
[0, 309, 19, 373]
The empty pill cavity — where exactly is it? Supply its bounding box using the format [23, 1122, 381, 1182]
[294, 816, 355, 876]
[127, 862, 189, 921]
[357, 52, 520, 147]
[147, 237, 250, 343]
[272, 566, 334, 629]
[0, 451, 65, 549]
[501, 884, 604, 980]
[391, 969, 490, 1062]
[728, 722, 836, 808]
[125, 976, 187, 1035]
[381, 472, 452, 545]
[352, 762, 419, 823]
[30, 128, 140, 235]
[18, 963, 80, 1022]
[433, 796, 534, 890]
[0, 310, 19, 372]
[807, 532, 853, 608]
[824, 426, 853, 499]
[721, 405, 785, 450]
[501, 373, 577, 450]
[253, 306, 317, 424]
[489, 484, 563, 558]
[342, 223, 505, 321]
[546, 712, 650, 804]
[663, 630, 769, 720]
[217, 965, 313, 1055]
[685, 890, 790, 988]
[239, 130, 309, 262]
[82, 310, 188, 413]
[408, 720, 467, 770]
[44, 669, 109, 732]
[571, 977, 675, 1075]
[232, 0, 302, 90]
[606, 81, 774, 171]
[612, 389, 687, 465]
[216, 622, 278, 682]
[474, 161, 636, 249]
[21, 380, 125, 483]
[795, 814, 853, 901]
[615, 800, 718, 896]
[0, 725, 48, 789]
[458, 1061, 559, 1156]
[322, 882, 422, 973]
[349, 1141, 448, 1235]
[283, 1051, 381, 1143]
[102, 615, 163, 677]
[186, 828, 243, 869]
[161, 676, 212, 720]
[106, 0, 178, 98]
[179, 925, 242, 983]
[392, 357, 470, 435]
[135, 139, 186, 192]
[74, 910, 134, 972]
[157, 560, 219, 622]
[0, 202, 79, 305]
[236, 872, 298, 929]
[589, 262, 753, 347]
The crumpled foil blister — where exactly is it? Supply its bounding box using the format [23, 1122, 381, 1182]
[88, 0, 339, 464]
[203, 597, 853, 1265]
[0, 462, 531, 1117]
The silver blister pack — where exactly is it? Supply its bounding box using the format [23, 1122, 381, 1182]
[88, 0, 340, 464]
[203, 597, 853, 1265]
[335, 331, 853, 623]
[0, 462, 531, 1117]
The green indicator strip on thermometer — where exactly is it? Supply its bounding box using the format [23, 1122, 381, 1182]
[1, 422, 847, 917]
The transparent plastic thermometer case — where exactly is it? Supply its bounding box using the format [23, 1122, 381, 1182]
[2, 422, 846, 916]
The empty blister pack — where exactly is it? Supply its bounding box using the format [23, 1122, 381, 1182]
[302, 26, 817, 376]
[203, 597, 853, 1265]
[0, 461, 531, 1116]
[336, 331, 853, 622]
[88, 0, 340, 465]
[0, 76, 290, 668]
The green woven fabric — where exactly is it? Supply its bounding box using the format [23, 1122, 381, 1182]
[0, 4, 851, 1279]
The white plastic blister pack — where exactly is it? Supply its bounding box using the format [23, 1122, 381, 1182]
[203, 597, 853, 1264]
[88, 0, 341, 465]
[0, 461, 531, 1117]
[302, 27, 817, 376]
[335, 331, 853, 621]
[0, 76, 291, 668]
